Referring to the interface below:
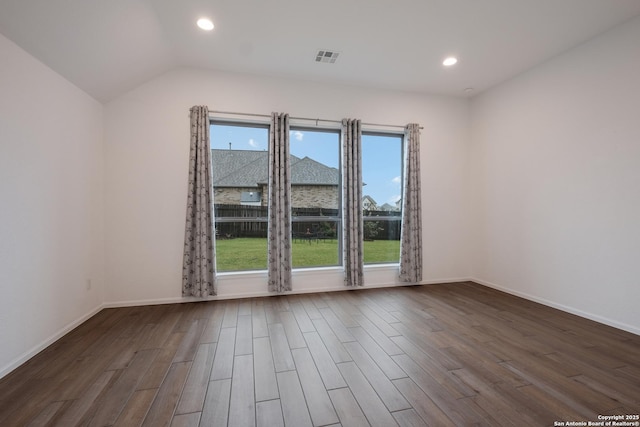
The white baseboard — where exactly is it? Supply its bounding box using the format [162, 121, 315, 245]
[102, 277, 472, 308]
[471, 277, 640, 336]
[421, 277, 472, 285]
[102, 283, 406, 308]
[0, 303, 105, 380]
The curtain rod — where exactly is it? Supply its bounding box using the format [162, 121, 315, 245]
[207, 109, 422, 130]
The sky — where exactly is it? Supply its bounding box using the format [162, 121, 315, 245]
[210, 124, 403, 207]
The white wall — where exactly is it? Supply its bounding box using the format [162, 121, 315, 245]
[0, 34, 105, 376]
[3, 11, 640, 382]
[469, 16, 640, 334]
[104, 68, 471, 305]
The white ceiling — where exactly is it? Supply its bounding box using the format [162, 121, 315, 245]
[2, 0, 640, 103]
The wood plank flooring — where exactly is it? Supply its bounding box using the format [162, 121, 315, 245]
[1, 282, 639, 426]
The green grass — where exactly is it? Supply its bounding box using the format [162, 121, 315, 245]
[363, 239, 401, 264]
[215, 237, 400, 271]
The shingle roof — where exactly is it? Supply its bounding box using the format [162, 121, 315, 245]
[290, 156, 339, 185]
[211, 150, 267, 187]
[211, 149, 338, 187]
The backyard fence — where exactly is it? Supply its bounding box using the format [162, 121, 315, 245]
[213, 204, 401, 240]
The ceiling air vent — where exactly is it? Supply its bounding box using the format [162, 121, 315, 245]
[315, 50, 340, 64]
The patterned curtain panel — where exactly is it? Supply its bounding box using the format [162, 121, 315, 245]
[268, 112, 293, 292]
[182, 106, 216, 297]
[342, 119, 364, 287]
[399, 123, 423, 283]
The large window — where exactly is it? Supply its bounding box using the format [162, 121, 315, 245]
[289, 128, 341, 268]
[211, 123, 342, 271]
[361, 133, 403, 264]
[210, 121, 403, 272]
[211, 122, 269, 272]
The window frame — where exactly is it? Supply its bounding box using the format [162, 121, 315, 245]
[361, 130, 405, 266]
[210, 119, 271, 272]
[289, 125, 343, 269]
[209, 118, 406, 274]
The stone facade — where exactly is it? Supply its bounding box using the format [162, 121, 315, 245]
[214, 184, 338, 209]
[214, 187, 262, 205]
[291, 185, 338, 209]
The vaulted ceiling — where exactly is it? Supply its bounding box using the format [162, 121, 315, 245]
[2, 0, 640, 102]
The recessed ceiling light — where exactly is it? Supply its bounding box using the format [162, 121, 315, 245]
[443, 57, 458, 66]
[197, 18, 214, 31]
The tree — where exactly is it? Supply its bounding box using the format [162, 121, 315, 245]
[364, 221, 383, 241]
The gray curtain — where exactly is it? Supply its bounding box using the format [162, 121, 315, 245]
[399, 123, 422, 283]
[342, 119, 364, 287]
[268, 113, 292, 292]
[182, 106, 216, 297]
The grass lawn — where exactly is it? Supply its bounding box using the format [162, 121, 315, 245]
[215, 237, 400, 271]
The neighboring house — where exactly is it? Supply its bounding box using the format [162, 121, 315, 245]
[379, 203, 397, 212]
[362, 195, 377, 211]
[395, 198, 402, 210]
[212, 149, 339, 208]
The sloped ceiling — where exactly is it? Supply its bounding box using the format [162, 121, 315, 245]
[1, 0, 640, 102]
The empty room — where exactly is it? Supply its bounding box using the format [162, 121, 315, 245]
[1, 0, 639, 426]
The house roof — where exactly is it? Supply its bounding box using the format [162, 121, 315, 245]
[362, 195, 377, 206]
[290, 156, 339, 186]
[211, 150, 267, 187]
[211, 149, 338, 187]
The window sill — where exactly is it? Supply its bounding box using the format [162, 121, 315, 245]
[216, 263, 399, 277]
[216, 269, 267, 278]
[365, 262, 400, 269]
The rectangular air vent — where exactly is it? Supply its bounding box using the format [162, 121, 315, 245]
[315, 50, 340, 63]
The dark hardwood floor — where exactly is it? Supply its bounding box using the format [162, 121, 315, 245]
[1, 282, 639, 426]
